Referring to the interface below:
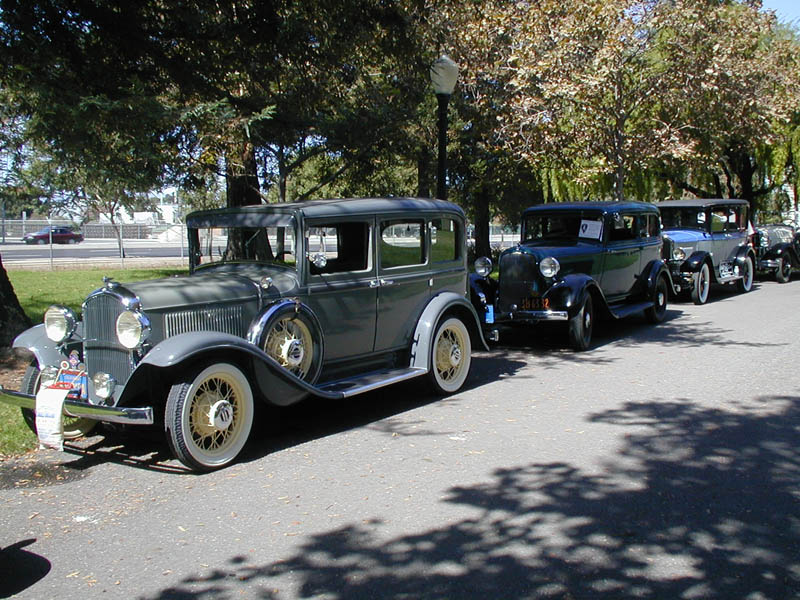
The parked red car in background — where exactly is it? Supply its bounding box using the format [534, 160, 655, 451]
[22, 226, 84, 244]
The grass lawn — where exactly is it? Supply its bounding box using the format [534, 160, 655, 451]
[1, 266, 187, 457]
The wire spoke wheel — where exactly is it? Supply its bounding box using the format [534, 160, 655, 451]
[166, 363, 254, 471]
[263, 316, 315, 380]
[428, 317, 471, 395]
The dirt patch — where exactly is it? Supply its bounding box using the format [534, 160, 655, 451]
[0, 347, 32, 391]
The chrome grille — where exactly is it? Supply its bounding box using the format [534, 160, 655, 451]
[164, 305, 246, 338]
[83, 292, 134, 386]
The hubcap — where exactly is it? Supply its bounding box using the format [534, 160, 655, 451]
[449, 344, 462, 368]
[209, 400, 234, 431]
[281, 338, 305, 368]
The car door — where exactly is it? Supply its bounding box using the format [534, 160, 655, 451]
[639, 212, 662, 269]
[428, 215, 466, 296]
[303, 218, 377, 361]
[709, 205, 743, 268]
[374, 217, 431, 352]
[600, 212, 642, 300]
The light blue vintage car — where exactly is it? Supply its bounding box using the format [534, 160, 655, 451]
[0, 198, 486, 471]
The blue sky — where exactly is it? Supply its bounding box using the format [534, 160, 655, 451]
[761, 0, 800, 26]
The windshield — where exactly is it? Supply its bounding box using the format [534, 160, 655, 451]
[190, 224, 298, 271]
[522, 213, 604, 244]
[660, 208, 707, 231]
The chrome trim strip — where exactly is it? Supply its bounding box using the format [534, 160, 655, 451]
[0, 385, 154, 425]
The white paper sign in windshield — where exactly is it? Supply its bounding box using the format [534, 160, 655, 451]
[579, 219, 603, 240]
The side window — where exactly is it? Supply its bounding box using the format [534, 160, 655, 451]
[430, 218, 460, 263]
[608, 213, 637, 242]
[307, 221, 370, 275]
[380, 220, 425, 268]
[645, 214, 660, 237]
[711, 208, 731, 232]
[737, 205, 748, 232]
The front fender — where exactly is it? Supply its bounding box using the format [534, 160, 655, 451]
[642, 259, 672, 293]
[12, 324, 83, 370]
[761, 243, 791, 261]
[681, 251, 709, 273]
[138, 331, 339, 407]
[734, 246, 756, 265]
[544, 274, 603, 319]
[468, 273, 498, 323]
[410, 292, 488, 371]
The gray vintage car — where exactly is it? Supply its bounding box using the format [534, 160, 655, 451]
[656, 198, 756, 304]
[0, 198, 486, 471]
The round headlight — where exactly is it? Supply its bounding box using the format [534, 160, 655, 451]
[116, 310, 150, 350]
[474, 256, 493, 277]
[540, 257, 560, 278]
[672, 247, 686, 261]
[44, 305, 78, 343]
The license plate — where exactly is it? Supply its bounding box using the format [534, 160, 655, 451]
[519, 297, 551, 311]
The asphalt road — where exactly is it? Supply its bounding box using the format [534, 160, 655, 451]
[1, 279, 799, 599]
[0, 239, 188, 266]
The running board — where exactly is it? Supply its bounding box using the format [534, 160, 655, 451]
[608, 301, 652, 319]
[317, 367, 427, 398]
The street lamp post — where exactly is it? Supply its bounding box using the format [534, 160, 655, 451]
[430, 55, 459, 200]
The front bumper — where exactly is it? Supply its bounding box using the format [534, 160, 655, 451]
[0, 385, 154, 425]
[488, 308, 569, 325]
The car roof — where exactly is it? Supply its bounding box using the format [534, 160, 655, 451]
[521, 201, 658, 216]
[655, 198, 749, 209]
[187, 197, 465, 223]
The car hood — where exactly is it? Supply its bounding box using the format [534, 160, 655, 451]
[662, 229, 710, 243]
[122, 272, 264, 312]
[507, 241, 603, 261]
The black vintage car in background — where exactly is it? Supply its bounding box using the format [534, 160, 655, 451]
[754, 223, 799, 283]
[656, 198, 756, 304]
[0, 198, 486, 471]
[470, 202, 671, 351]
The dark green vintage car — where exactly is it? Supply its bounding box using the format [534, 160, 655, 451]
[0, 198, 486, 471]
[470, 202, 671, 350]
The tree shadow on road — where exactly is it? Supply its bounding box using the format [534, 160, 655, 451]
[142, 394, 800, 599]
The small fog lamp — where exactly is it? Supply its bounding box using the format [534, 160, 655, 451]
[92, 372, 116, 400]
[40, 365, 60, 388]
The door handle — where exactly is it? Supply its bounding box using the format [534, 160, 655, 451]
[380, 279, 394, 286]
[369, 280, 380, 288]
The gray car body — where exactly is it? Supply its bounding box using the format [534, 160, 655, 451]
[3, 197, 486, 423]
[656, 198, 755, 295]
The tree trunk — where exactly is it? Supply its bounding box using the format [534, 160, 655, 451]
[226, 141, 262, 208]
[417, 146, 432, 198]
[224, 142, 264, 260]
[474, 187, 492, 260]
[0, 254, 32, 347]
